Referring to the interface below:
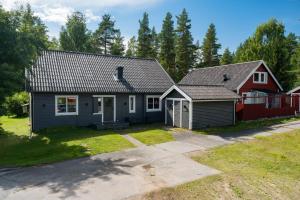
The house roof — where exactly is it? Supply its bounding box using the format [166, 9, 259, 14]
[160, 84, 240, 101]
[179, 60, 283, 91]
[287, 86, 300, 95]
[26, 50, 174, 93]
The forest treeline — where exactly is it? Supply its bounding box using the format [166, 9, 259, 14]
[0, 4, 299, 106]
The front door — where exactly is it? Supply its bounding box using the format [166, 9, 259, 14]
[103, 97, 114, 122]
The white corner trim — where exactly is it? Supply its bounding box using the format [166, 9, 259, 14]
[129, 95, 136, 113]
[146, 95, 162, 112]
[55, 95, 79, 116]
[160, 85, 192, 102]
[236, 61, 283, 93]
[287, 86, 300, 95]
[189, 101, 193, 130]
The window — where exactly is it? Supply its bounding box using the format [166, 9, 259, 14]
[55, 96, 78, 116]
[253, 72, 268, 84]
[242, 91, 267, 105]
[93, 97, 102, 114]
[129, 95, 136, 113]
[146, 95, 161, 112]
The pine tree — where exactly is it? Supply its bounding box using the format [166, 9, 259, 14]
[92, 14, 119, 54]
[201, 23, 221, 67]
[159, 12, 176, 77]
[149, 27, 159, 58]
[59, 11, 90, 52]
[175, 9, 194, 81]
[137, 12, 152, 58]
[220, 48, 233, 65]
[125, 36, 137, 57]
[110, 32, 125, 56]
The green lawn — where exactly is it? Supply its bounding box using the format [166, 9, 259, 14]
[126, 124, 174, 145]
[194, 116, 300, 135]
[0, 116, 135, 167]
[145, 131, 300, 200]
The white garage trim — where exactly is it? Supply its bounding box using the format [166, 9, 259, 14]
[160, 85, 192, 102]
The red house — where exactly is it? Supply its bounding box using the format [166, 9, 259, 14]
[180, 60, 296, 120]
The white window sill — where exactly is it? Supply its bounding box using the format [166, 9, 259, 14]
[146, 109, 161, 112]
[55, 112, 78, 116]
[93, 112, 102, 115]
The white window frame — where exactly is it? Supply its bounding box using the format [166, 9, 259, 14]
[146, 95, 161, 112]
[93, 97, 103, 115]
[55, 95, 79, 116]
[253, 72, 268, 84]
[129, 95, 136, 113]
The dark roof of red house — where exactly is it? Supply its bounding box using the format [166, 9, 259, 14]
[179, 60, 283, 91]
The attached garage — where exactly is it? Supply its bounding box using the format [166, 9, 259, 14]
[161, 85, 240, 130]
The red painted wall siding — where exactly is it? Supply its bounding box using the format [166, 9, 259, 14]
[238, 64, 280, 95]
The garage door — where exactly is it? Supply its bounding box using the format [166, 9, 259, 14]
[166, 99, 181, 127]
[192, 101, 234, 129]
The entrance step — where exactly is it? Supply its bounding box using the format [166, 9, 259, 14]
[96, 122, 129, 130]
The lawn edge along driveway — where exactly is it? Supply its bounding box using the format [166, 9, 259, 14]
[128, 128, 174, 145]
[193, 116, 300, 135]
[0, 116, 135, 167]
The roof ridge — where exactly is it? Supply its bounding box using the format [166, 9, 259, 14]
[191, 60, 263, 72]
[43, 49, 156, 61]
[178, 84, 224, 87]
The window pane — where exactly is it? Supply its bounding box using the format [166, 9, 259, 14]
[254, 73, 259, 82]
[57, 97, 66, 113]
[148, 98, 153, 109]
[97, 98, 102, 112]
[261, 73, 265, 83]
[130, 97, 134, 110]
[67, 97, 77, 112]
[154, 98, 159, 109]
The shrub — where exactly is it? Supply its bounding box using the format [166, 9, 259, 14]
[3, 91, 29, 117]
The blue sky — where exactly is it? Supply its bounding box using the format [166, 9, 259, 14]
[1, 0, 299, 52]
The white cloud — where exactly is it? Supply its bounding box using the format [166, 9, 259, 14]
[35, 5, 73, 25]
[0, 0, 162, 10]
[84, 9, 101, 23]
[0, 0, 161, 25]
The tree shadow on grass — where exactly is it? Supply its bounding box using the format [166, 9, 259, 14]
[0, 124, 132, 199]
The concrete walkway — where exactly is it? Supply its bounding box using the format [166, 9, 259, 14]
[0, 143, 219, 200]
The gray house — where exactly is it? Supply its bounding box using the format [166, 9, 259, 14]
[160, 84, 240, 129]
[26, 50, 174, 131]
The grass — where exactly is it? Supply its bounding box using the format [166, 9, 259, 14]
[194, 116, 300, 135]
[0, 116, 135, 167]
[145, 131, 300, 200]
[125, 124, 174, 145]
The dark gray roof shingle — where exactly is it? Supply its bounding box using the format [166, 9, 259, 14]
[177, 85, 240, 100]
[27, 50, 174, 93]
[179, 61, 262, 91]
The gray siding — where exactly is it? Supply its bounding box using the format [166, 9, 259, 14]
[174, 100, 181, 127]
[192, 101, 234, 129]
[32, 93, 164, 131]
[181, 101, 189, 129]
[167, 90, 185, 98]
